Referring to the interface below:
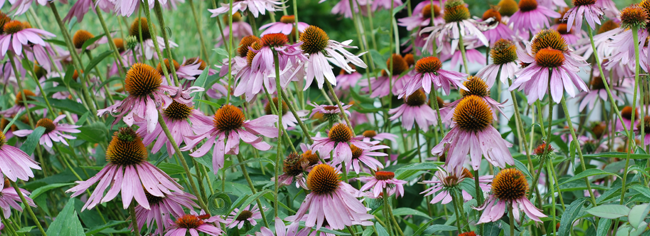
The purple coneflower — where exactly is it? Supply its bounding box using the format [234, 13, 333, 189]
[66, 128, 183, 211]
[216, 13, 253, 47]
[509, 0, 560, 36]
[255, 217, 301, 236]
[360, 54, 410, 98]
[442, 76, 505, 124]
[226, 205, 263, 229]
[181, 105, 278, 173]
[477, 168, 546, 223]
[98, 63, 201, 133]
[0, 20, 54, 56]
[0, 130, 40, 182]
[208, 0, 282, 18]
[309, 102, 352, 120]
[276, 151, 319, 188]
[0, 179, 36, 219]
[575, 74, 627, 111]
[595, 0, 619, 19]
[285, 164, 373, 230]
[398, 2, 444, 31]
[420, 0, 489, 56]
[345, 142, 387, 174]
[136, 101, 212, 156]
[509, 29, 589, 104]
[481, 8, 515, 46]
[311, 123, 369, 165]
[359, 130, 397, 143]
[165, 211, 225, 236]
[260, 15, 309, 36]
[298, 26, 366, 90]
[422, 166, 492, 204]
[389, 89, 440, 131]
[431, 95, 513, 170]
[476, 39, 519, 88]
[439, 37, 486, 69]
[358, 171, 406, 198]
[264, 98, 308, 129]
[335, 65, 363, 96]
[554, 23, 585, 45]
[13, 115, 80, 150]
[133, 191, 199, 235]
[127, 18, 178, 60]
[404, 56, 467, 97]
[0, 89, 37, 118]
[563, 0, 603, 32]
[331, 0, 367, 19]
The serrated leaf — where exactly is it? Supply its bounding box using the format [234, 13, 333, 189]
[20, 126, 46, 156]
[587, 204, 630, 219]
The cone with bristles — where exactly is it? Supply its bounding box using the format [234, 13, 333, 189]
[129, 17, 152, 41]
[156, 59, 180, 75]
[163, 101, 193, 121]
[328, 123, 353, 143]
[535, 48, 565, 68]
[3, 20, 24, 35]
[300, 26, 329, 54]
[415, 57, 442, 74]
[238, 35, 261, 57]
[518, 0, 538, 12]
[443, 0, 470, 23]
[125, 63, 162, 97]
[283, 152, 304, 177]
[387, 54, 408, 75]
[498, 0, 518, 16]
[491, 39, 518, 65]
[261, 33, 289, 47]
[454, 95, 493, 132]
[246, 42, 263, 65]
[405, 89, 428, 106]
[14, 90, 35, 107]
[460, 76, 489, 97]
[598, 20, 620, 34]
[0, 12, 10, 35]
[422, 4, 441, 19]
[531, 29, 567, 53]
[106, 127, 148, 166]
[621, 4, 648, 29]
[213, 105, 245, 132]
[492, 168, 528, 201]
[482, 7, 502, 23]
[307, 164, 340, 195]
[73, 30, 94, 49]
[113, 38, 125, 53]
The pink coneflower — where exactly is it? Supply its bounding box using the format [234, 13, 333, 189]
[616, 106, 638, 132]
[309, 102, 352, 120]
[255, 217, 301, 236]
[563, 0, 603, 32]
[509, 30, 589, 104]
[0, 20, 54, 56]
[360, 130, 397, 143]
[372, 0, 402, 11]
[9, 0, 67, 16]
[358, 171, 406, 198]
[389, 89, 440, 131]
[331, 0, 367, 19]
[335, 65, 363, 96]
[264, 98, 308, 129]
[165, 211, 225, 236]
[481, 8, 515, 46]
[27, 44, 61, 73]
[575, 74, 627, 111]
[155, 58, 202, 83]
[98, 63, 201, 133]
[0, 89, 37, 118]
[509, 0, 560, 36]
[63, 0, 101, 23]
[345, 142, 387, 174]
[360, 54, 410, 98]
[13, 115, 80, 150]
[439, 37, 486, 69]
[276, 152, 317, 189]
[422, 166, 492, 204]
[285, 164, 373, 230]
[420, 0, 489, 56]
[0, 131, 41, 182]
[208, 0, 282, 18]
[226, 205, 263, 229]
[554, 23, 586, 45]
[398, 3, 440, 29]
[431, 95, 513, 170]
[574, 20, 622, 61]
[207, 80, 230, 100]
[442, 76, 506, 124]
[476, 39, 519, 88]
[133, 191, 199, 236]
[66, 128, 183, 211]
[596, 0, 619, 19]
[404, 56, 467, 97]
[260, 15, 309, 36]
[136, 101, 211, 156]
[311, 123, 369, 165]
[298, 26, 366, 90]
[0, 179, 36, 219]
[538, 0, 567, 10]
[216, 13, 253, 47]
[477, 168, 546, 223]
[181, 105, 278, 173]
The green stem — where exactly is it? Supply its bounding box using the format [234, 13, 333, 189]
[560, 96, 598, 206]
[188, 0, 211, 65]
[94, 4, 127, 77]
[226, 0, 235, 104]
[149, 1, 181, 86]
[325, 81, 355, 135]
[156, 112, 209, 211]
[620, 26, 642, 204]
[272, 49, 283, 218]
[129, 202, 141, 236]
[235, 153, 270, 228]
[11, 181, 46, 235]
[507, 74, 532, 171]
[451, 191, 463, 233]
[508, 204, 515, 236]
[457, 23, 469, 74]
[547, 161, 557, 236]
[382, 189, 394, 236]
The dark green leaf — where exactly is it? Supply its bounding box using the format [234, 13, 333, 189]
[207, 192, 232, 215]
[77, 122, 108, 143]
[80, 33, 106, 54]
[20, 127, 46, 156]
[157, 162, 185, 175]
[84, 50, 113, 74]
[558, 198, 587, 236]
[46, 199, 85, 236]
[192, 69, 211, 100]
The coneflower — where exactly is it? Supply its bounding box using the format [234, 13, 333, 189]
[98, 63, 201, 133]
[311, 123, 369, 165]
[13, 115, 81, 151]
[285, 164, 373, 230]
[575, 74, 628, 111]
[0, 20, 54, 56]
[481, 7, 515, 46]
[345, 142, 388, 174]
[208, 0, 282, 18]
[442, 76, 506, 124]
[403, 56, 467, 97]
[181, 104, 278, 173]
[0, 130, 41, 182]
[422, 166, 492, 204]
[431, 95, 514, 170]
[477, 168, 546, 223]
[264, 97, 308, 128]
[358, 170, 407, 198]
[361, 54, 410, 98]
[132, 191, 199, 235]
[127, 18, 178, 60]
[476, 39, 519, 88]
[260, 15, 309, 36]
[563, 0, 604, 32]
[398, 1, 444, 31]
[508, 0, 560, 37]
[66, 128, 183, 211]
[165, 211, 225, 236]
[226, 205, 264, 229]
[421, 0, 489, 56]
[389, 89, 441, 131]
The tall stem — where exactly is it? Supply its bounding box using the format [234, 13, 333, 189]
[150, 1, 181, 86]
[129, 202, 141, 236]
[547, 161, 557, 236]
[560, 96, 598, 206]
[620, 26, 642, 204]
[451, 191, 463, 233]
[94, 4, 126, 77]
[235, 153, 270, 228]
[11, 181, 47, 235]
[272, 50, 283, 218]
[457, 23, 469, 74]
[508, 204, 515, 236]
[382, 189, 394, 236]
[188, 0, 211, 64]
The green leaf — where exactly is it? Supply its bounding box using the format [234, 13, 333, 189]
[392, 207, 432, 219]
[77, 122, 108, 143]
[84, 50, 113, 74]
[80, 33, 106, 54]
[46, 199, 85, 236]
[558, 198, 587, 236]
[196, 99, 222, 108]
[561, 169, 619, 185]
[213, 48, 229, 58]
[192, 68, 211, 100]
[375, 222, 389, 236]
[157, 162, 185, 175]
[29, 183, 74, 200]
[16, 226, 35, 234]
[629, 204, 650, 229]
[514, 158, 533, 179]
[583, 152, 650, 159]
[362, 227, 373, 236]
[423, 225, 457, 234]
[586, 204, 630, 219]
[391, 3, 407, 16]
[33, 97, 88, 115]
[239, 189, 274, 212]
[95, 77, 123, 91]
[369, 49, 387, 71]
[207, 192, 232, 215]
[596, 218, 611, 236]
[63, 65, 76, 85]
[85, 221, 125, 236]
[20, 126, 46, 156]
[395, 162, 439, 180]
[2, 113, 22, 134]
